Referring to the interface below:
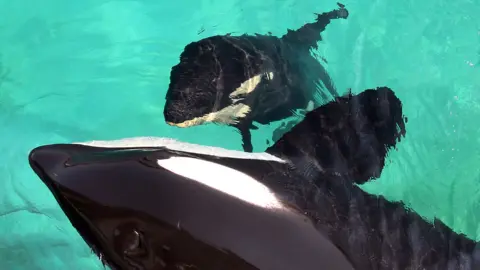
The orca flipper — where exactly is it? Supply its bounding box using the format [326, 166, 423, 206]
[281, 3, 349, 50]
[267, 86, 407, 185]
[235, 122, 254, 153]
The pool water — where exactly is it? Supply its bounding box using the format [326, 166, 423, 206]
[0, 0, 479, 269]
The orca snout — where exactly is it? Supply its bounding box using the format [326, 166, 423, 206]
[29, 144, 71, 187]
[28, 143, 177, 212]
[28, 143, 120, 203]
[163, 101, 188, 124]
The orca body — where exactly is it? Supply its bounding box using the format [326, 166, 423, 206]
[29, 87, 480, 269]
[163, 3, 349, 152]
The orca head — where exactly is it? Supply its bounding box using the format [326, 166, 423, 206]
[28, 139, 354, 270]
[164, 36, 276, 128]
[28, 144, 264, 269]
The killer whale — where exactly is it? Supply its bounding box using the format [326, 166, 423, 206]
[29, 143, 354, 270]
[163, 3, 349, 152]
[29, 87, 480, 269]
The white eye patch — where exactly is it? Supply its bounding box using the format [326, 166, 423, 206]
[156, 156, 284, 210]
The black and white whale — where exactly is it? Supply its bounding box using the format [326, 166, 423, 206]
[29, 87, 480, 269]
[163, 3, 349, 152]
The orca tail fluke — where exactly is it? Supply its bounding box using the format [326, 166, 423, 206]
[266, 86, 407, 185]
[282, 3, 349, 50]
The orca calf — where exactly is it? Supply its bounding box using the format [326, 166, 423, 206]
[163, 3, 349, 152]
[29, 87, 479, 269]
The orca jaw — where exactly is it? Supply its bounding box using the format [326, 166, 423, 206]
[29, 154, 119, 269]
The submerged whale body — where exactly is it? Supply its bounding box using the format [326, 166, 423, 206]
[163, 3, 349, 152]
[29, 87, 480, 269]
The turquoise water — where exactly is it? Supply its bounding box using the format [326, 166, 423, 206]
[0, 0, 479, 269]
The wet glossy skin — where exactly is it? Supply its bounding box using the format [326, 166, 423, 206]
[29, 145, 354, 270]
[29, 87, 480, 269]
[163, 4, 349, 152]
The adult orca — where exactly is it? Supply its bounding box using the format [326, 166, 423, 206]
[29, 87, 479, 269]
[163, 3, 349, 152]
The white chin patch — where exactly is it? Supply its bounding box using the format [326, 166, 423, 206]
[156, 156, 285, 210]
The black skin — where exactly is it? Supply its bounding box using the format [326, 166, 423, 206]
[164, 3, 349, 153]
[234, 121, 257, 153]
[267, 87, 480, 269]
[236, 5, 349, 153]
[29, 87, 480, 269]
[30, 87, 480, 269]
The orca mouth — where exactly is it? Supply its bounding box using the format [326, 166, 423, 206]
[28, 148, 119, 269]
[164, 109, 199, 128]
[165, 121, 194, 128]
[166, 118, 205, 128]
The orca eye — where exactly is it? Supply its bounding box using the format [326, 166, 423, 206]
[123, 230, 145, 257]
[126, 231, 139, 251]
